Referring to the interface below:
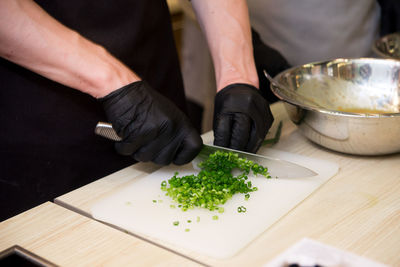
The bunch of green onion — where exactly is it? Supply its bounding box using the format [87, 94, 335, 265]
[161, 151, 270, 212]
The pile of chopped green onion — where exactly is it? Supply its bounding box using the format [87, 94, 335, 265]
[161, 150, 270, 212]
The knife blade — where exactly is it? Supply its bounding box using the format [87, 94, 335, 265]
[94, 122, 317, 178]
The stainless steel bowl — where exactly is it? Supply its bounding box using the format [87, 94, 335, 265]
[373, 32, 400, 59]
[269, 58, 400, 155]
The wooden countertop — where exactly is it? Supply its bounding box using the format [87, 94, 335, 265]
[3, 101, 398, 266]
[0, 202, 201, 266]
[54, 101, 400, 266]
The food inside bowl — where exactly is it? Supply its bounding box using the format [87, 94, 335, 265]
[294, 75, 399, 114]
[336, 107, 394, 114]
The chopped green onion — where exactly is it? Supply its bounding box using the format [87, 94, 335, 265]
[196, 216, 200, 222]
[152, 200, 157, 203]
[161, 151, 270, 213]
[237, 206, 247, 213]
[173, 221, 179, 226]
[212, 215, 219, 220]
[187, 220, 192, 223]
[185, 228, 190, 232]
[263, 121, 283, 145]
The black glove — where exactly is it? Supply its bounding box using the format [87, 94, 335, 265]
[99, 81, 203, 165]
[252, 28, 291, 103]
[213, 83, 273, 153]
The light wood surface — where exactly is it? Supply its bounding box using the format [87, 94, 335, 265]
[55, 101, 400, 266]
[0, 202, 201, 267]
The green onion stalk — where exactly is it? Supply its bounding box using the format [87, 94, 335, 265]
[161, 151, 271, 213]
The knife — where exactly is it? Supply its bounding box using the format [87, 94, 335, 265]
[94, 122, 317, 178]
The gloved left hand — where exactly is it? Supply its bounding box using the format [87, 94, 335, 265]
[213, 83, 273, 153]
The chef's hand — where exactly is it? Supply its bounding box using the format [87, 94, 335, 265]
[99, 81, 203, 165]
[213, 83, 273, 153]
[252, 28, 290, 103]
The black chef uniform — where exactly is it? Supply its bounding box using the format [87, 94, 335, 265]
[0, 0, 187, 221]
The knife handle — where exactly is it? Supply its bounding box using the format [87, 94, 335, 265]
[95, 122, 122, 141]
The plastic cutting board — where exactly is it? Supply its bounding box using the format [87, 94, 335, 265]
[91, 148, 339, 259]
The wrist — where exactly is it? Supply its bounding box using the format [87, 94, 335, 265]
[60, 34, 141, 98]
[213, 43, 259, 91]
[216, 68, 259, 92]
[216, 72, 259, 92]
[84, 45, 141, 98]
[91, 65, 141, 99]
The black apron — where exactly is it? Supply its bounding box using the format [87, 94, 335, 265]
[0, 0, 186, 220]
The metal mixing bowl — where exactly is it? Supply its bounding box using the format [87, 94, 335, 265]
[269, 58, 400, 155]
[373, 32, 400, 60]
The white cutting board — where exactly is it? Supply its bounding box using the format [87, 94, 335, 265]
[91, 149, 339, 259]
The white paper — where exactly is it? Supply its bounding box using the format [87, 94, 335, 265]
[265, 238, 388, 267]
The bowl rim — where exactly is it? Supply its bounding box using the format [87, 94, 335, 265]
[270, 57, 400, 118]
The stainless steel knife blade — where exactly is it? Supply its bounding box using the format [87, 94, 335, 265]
[193, 144, 317, 179]
[95, 122, 318, 179]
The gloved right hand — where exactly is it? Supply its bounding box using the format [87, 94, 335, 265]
[99, 81, 203, 165]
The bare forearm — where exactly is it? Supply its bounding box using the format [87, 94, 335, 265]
[0, 0, 139, 98]
[191, 0, 258, 91]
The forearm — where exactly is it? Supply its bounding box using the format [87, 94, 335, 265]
[0, 0, 139, 98]
[191, 0, 258, 91]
